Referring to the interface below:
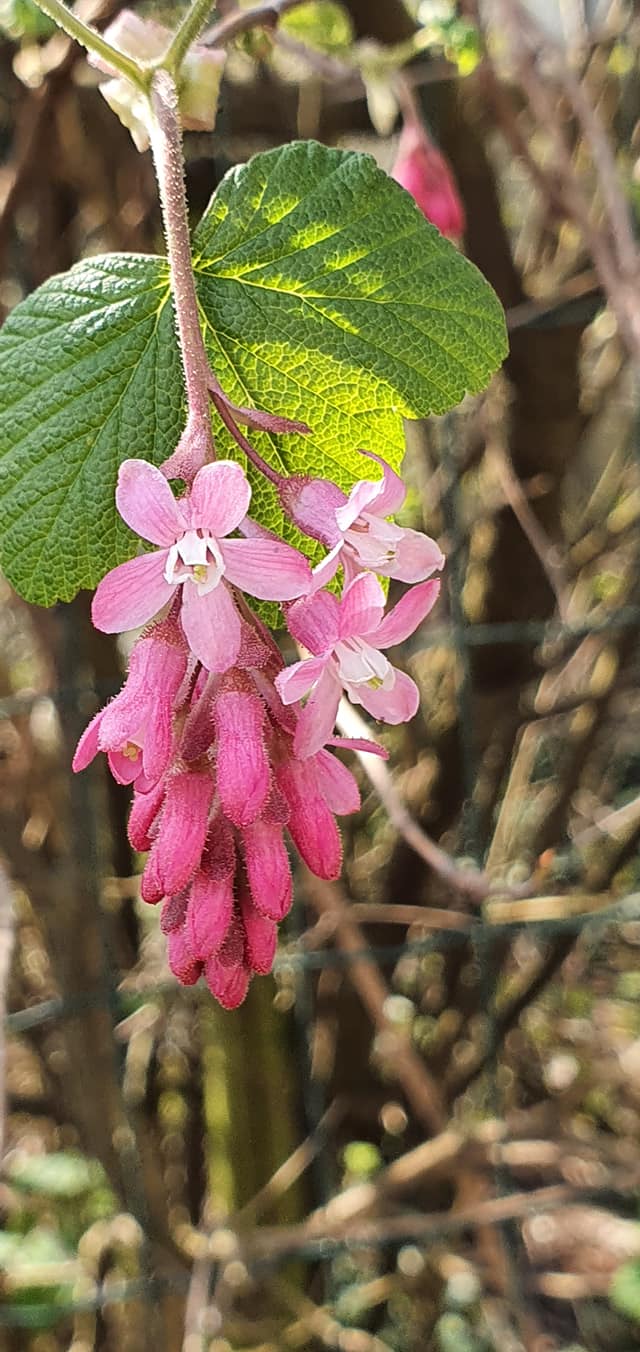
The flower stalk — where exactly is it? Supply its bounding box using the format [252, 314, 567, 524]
[160, 0, 216, 76]
[149, 70, 214, 472]
[31, 0, 149, 88]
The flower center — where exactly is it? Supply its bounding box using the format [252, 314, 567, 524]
[121, 741, 141, 761]
[344, 515, 402, 568]
[164, 529, 225, 596]
[334, 638, 393, 690]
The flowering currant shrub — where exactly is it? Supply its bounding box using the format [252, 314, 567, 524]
[0, 5, 507, 1006]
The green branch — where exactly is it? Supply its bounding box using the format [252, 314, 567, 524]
[161, 0, 215, 74]
[31, 0, 149, 89]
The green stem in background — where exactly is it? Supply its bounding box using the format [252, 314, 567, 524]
[161, 0, 215, 74]
[31, 0, 149, 88]
[149, 70, 214, 470]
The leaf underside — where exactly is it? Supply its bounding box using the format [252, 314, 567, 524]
[0, 139, 507, 606]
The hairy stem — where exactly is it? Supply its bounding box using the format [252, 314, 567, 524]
[162, 0, 216, 74]
[31, 0, 148, 88]
[149, 70, 214, 468]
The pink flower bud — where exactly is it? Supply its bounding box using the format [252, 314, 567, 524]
[160, 891, 189, 935]
[140, 848, 165, 906]
[146, 770, 214, 897]
[205, 954, 251, 1010]
[128, 780, 165, 852]
[186, 870, 234, 962]
[214, 689, 270, 826]
[168, 927, 202, 986]
[392, 118, 465, 242]
[279, 475, 346, 548]
[276, 759, 342, 881]
[239, 891, 278, 975]
[242, 820, 292, 921]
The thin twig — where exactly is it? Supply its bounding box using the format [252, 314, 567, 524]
[202, 0, 305, 48]
[0, 862, 15, 1164]
[303, 874, 447, 1134]
[336, 699, 533, 901]
[490, 442, 570, 623]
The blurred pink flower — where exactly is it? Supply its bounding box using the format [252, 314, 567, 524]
[392, 117, 465, 242]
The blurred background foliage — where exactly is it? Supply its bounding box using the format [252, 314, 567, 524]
[2, 1, 640, 1349]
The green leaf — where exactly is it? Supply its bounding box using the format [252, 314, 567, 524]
[0, 140, 506, 607]
[193, 139, 506, 537]
[0, 255, 182, 605]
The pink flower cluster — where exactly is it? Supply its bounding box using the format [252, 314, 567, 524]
[74, 441, 444, 1007]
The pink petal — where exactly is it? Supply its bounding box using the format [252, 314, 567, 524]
[214, 689, 270, 826]
[242, 820, 292, 921]
[221, 538, 311, 601]
[339, 573, 386, 641]
[335, 477, 383, 532]
[92, 552, 174, 634]
[286, 590, 340, 654]
[205, 954, 251, 1009]
[275, 654, 327, 706]
[358, 451, 406, 517]
[116, 459, 186, 545]
[168, 927, 202, 986]
[384, 529, 445, 584]
[239, 891, 278, 974]
[202, 818, 236, 881]
[371, 579, 441, 649]
[72, 709, 103, 772]
[314, 749, 360, 815]
[327, 736, 388, 759]
[276, 759, 342, 881]
[355, 668, 420, 724]
[107, 746, 144, 784]
[181, 581, 241, 672]
[140, 848, 165, 905]
[150, 770, 214, 896]
[160, 891, 189, 934]
[186, 870, 234, 961]
[187, 460, 251, 536]
[293, 664, 341, 759]
[310, 541, 343, 592]
[128, 780, 165, 851]
[279, 475, 346, 547]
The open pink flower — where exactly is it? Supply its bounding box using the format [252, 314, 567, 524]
[276, 573, 441, 757]
[92, 459, 311, 672]
[281, 451, 444, 587]
[72, 615, 188, 789]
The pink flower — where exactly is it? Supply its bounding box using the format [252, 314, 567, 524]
[280, 451, 444, 587]
[391, 118, 466, 242]
[276, 573, 441, 757]
[92, 458, 311, 672]
[72, 614, 188, 788]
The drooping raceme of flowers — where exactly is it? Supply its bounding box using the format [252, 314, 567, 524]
[75, 407, 444, 1007]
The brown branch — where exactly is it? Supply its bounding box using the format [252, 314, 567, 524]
[336, 700, 533, 901]
[0, 862, 15, 1164]
[202, 0, 305, 47]
[303, 874, 447, 1134]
